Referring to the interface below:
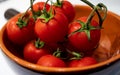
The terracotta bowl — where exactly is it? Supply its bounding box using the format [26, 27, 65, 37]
[0, 5, 120, 74]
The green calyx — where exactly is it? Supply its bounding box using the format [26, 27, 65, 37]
[54, 0, 63, 7]
[16, 0, 36, 29]
[73, 19, 101, 41]
[35, 38, 45, 48]
[53, 48, 69, 59]
[16, 8, 30, 29]
[33, 10, 41, 18]
[30, 0, 42, 20]
[53, 48, 62, 58]
[53, 48, 84, 60]
[38, 0, 54, 23]
[16, 17, 28, 29]
[69, 0, 107, 40]
[39, 9, 54, 23]
[67, 49, 83, 60]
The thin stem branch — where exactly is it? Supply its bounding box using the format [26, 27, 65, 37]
[85, 6, 97, 27]
[42, 0, 50, 18]
[30, 0, 36, 20]
[81, 0, 102, 27]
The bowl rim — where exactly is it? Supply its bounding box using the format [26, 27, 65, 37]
[0, 5, 120, 73]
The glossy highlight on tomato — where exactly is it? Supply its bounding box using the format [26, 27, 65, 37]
[53, 0, 75, 23]
[68, 57, 98, 67]
[37, 55, 66, 67]
[68, 17, 101, 52]
[23, 40, 50, 63]
[35, 11, 68, 43]
[6, 13, 36, 45]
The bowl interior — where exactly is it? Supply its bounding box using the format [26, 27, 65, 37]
[0, 5, 120, 73]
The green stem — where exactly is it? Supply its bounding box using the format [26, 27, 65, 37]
[42, 0, 50, 18]
[53, 48, 69, 59]
[57, 0, 61, 5]
[81, 0, 102, 27]
[35, 38, 45, 48]
[85, 6, 97, 28]
[67, 49, 83, 60]
[16, 4, 31, 28]
[97, 3, 107, 26]
[81, 0, 94, 7]
[30, 0, 36, 20]
[81, 0, 107, 27]
[53, 48, 61, 58]
[38, 0, 54, 23]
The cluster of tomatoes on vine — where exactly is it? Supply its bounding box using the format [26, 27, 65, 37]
[6, 0, 107, 67]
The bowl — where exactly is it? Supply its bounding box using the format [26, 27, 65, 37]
[0, 5, 120, 74]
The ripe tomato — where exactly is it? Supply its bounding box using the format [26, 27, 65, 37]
[33, 2, 50, 12]
[37, 55, 66, 67]
[53, 0, 75, 23]
[6, 13, 36, 45]
[23, 39, 50, 63]
[68, 57, 97, 67]
[28, 2, 50, 20]
[68, 17, 101, 52]
[35, 11, 68, 44]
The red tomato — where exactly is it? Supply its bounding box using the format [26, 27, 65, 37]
[28, 2, 50, 19]
[37, 55, 66, 67]
[35, 11, 68, 44]
[23, 40, 50, 63]
[68, 57, 97, 67]
[68, 17, 101, 52]
[6, 13, 36, 45]
[33, 2, 50, 12]
[53, 0, 75, 23]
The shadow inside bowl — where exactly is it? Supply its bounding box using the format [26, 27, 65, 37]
[3, 28, 24, 59]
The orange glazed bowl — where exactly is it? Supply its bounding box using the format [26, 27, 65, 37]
[0, 5, 120, 74]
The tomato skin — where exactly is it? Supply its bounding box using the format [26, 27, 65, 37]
[6, 14, 36, 45]
[35, 12, 68, 43]
[37, 55, 66, 67]
[33, 2, 50, 12]
[23, 40, 50, 63]
[68, 17, 101, 52]
[53, 1, 75, 23]
[68, 57, 97, 67]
